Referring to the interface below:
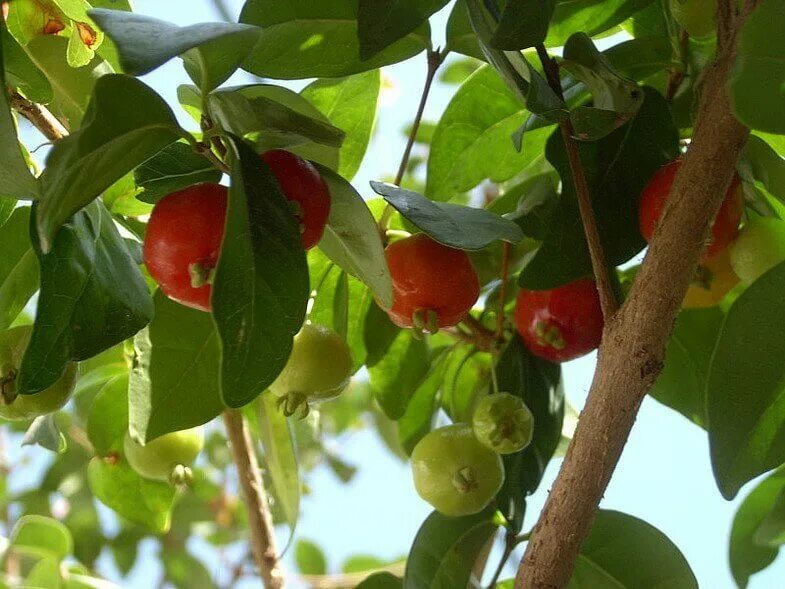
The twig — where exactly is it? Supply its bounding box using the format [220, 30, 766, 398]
[195, 141, 229, 174]
[496, 242, 512, 338]
[9, 91, 66, 141]
[222, 411, 285, 589]
[461, 314, 499, 353]
[534, 44, 619, 320]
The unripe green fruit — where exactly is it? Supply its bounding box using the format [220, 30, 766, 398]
[730, 217, 785, 285]
[472, 393, 534, 455]
[270, 323, 352, 417]
[670, 0, 717, 38]
[123, 427, 204, 483]
[0, 326, 76, 421]
[411, 424, 504, 517]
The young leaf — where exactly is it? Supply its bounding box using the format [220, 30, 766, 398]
[19, 200, 153, 394]
[24, 558, 61, 586]
[301, 70, 381, 180]
[128, 292, 224, 444]
[357, 572, 402, 588]
[21, 415, 67, 454]
[708, 261, 785, 499]
[357, 0, 448, 60]
[371, 182, 524, 250]
[89, 9, 259, 76]
[1, 26, 52, 103]
[547, 0, 654, 47]
[213, 136, 309, 408]
[0, 207, 39, 331]
[134, 142, 222, 205]
[239, 0, 429, 79]
[730, 0, 785, 134]
[397, 349, 450, 455]
[87, 457, 175, 533]
[570, 510, 698, 587]
[520, 87, 679, 289]
[491, 0, 555, 50]
[86, 374, 129, 456]
[403, 508, 499, 589]
[426, 65, 552, 201]
[295, 539, 327, 575]
[11, 514, 73, 562]
[38, 74, 185, 251]
[369, 329, 429, 420]
[316, 166, 394, 309]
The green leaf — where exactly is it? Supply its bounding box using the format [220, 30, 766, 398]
[317, 165, 393, 309]
[134, 142, 222, 205]
[426, 65, 552, 201]
[357, 573, 403, 588]
[213, 136, 309, 408]
[649, 307, 724, 428]
[708, 261, 785, 499]
[25, 558, 61, 588]
[357, 0, 448, 59]
[11, 514, 73, 561]
[729, 467, 785, 588]
[0, 207, 39, 331]
[161, 550, 216, 589]
[371, 182, 523, 250]
[258, 393, 300, 532]
[446, 0, 484, 60]
[239, 0, 429, 79]
[369, 329, 429, 420]
[19, 200, 153, 393]
[86, 374, 128, 457]
[520, 87, 679, 289]
[441, 345, 491, 423]
[38, 74, 184, 252]
[730, 0, 785, 134]
[2, 28, 52, 103]
[742, 135, 785, 206]
[87, 457, 175, 533]
[0, 22, 38, 201]
[182, 32, 259, 94]
[343, 555, 388, 574]
[397, 349, 450, 455]
[495, 334, 563, 531]
[295, 539, 327, 575]
[403, 508, 498, 589]
[21, 415, 67, 454]
[301, 70, 381, 180]
[128, 292, 223, 443]
[756, 486, 785, 547]
[89, 9, 259, 76]
[491, 0, 555, 50]
[569, 510, 697, 588]
[546, 0, 655, 47]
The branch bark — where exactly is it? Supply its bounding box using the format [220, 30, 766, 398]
[222, 410, 285, 589]
[517, 3, 752, 587]
[9, 91, 66, 142]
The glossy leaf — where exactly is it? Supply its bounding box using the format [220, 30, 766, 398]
[397, 348, 450, 455]
[426, 65, 552, 200]
[546, 0, 655, 47]
[0, 207, 39, 331]
[2, 27, 52, 104]
[403, 508, 498, 589]
[134, 142, 222, 205]
[357, 0, 448, 59]
[317, 165, 393, 309]
[213, 136, 309, 408]
[38, 74, 184, 252]
[11, 514, 73, 561]
[730, 0, 785, 134]
[301, 70, 381, 180]
[742, 135, 785, 205]
[445, 0, 484, 60]
[708, 261, 785, 499]
[240, 0, 429, 79]
[89, 9, 259, 76]
[86, 374, 129, 456]
[19, 200, 154, 394]
[491, 0, 555, 50]
[569, 510, 697, 588]
[369, 329, 429, 420]
[128, 292, 224, 443]
[182, 32, 259, 93]
[520, 87, 679, 289]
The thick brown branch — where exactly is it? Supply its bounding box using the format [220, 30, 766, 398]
[517, 4, 752, 587]
[222, 410, 285, 589]
[535, 45, 619, 320]
[9, 92, 66, 142]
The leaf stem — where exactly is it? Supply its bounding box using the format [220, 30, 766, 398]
[9, 91, 66, 141]
[222, 410, 285, 589]
[534, 44, 619, 320]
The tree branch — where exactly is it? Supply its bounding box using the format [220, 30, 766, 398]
[517, 3, 753, 587]
[534, 44, 619, 320]
[9, 91, 66, 142]
[222, 410, 285, 589]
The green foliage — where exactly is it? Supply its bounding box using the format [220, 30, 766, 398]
[0, 207, 38, 331]
[357, 0, 448, 60]
[134, 142, 222, 204]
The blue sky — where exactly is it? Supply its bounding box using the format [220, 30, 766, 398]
[13, 0, 785, 587]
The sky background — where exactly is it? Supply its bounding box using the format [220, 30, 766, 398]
[12, 0, 785, 587]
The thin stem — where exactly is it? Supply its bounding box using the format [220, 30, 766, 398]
[195, 141, 230, 174]
[496, 242, 512, 338]
[534, 44, 619, 320]
[666, 30, 690, 101]
[222, 411, 285, 589]
[461, 314, 499, 353]
[486, 532, 516, 589]
[9, 91, 66, 141]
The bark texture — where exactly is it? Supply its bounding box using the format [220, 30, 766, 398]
[516, 3, 753, 587]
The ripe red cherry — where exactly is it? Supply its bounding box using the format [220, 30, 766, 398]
[143, 183, 228, 312]
[514, 278, 604, 363]
[385, 234, 480, 331]
[639, 158, 743, 260]
[261, 150, 331, 250]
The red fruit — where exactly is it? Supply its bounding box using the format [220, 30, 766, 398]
[385, 234, 480, 331]
[143, 184, 228, 312]
[261, 150, 331, 250]
[514, 278, 604, 363]
[639, 158, 743, 260]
